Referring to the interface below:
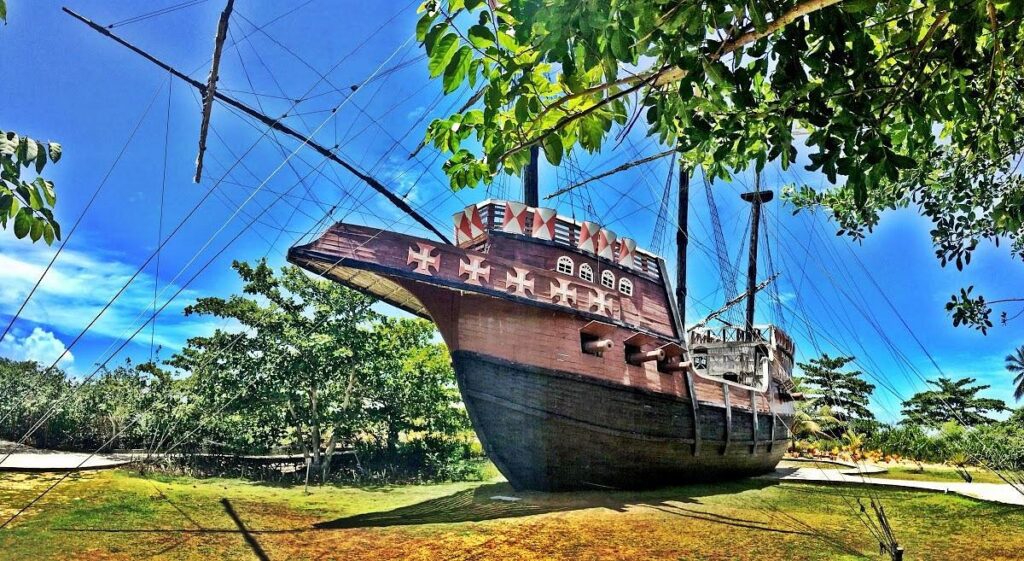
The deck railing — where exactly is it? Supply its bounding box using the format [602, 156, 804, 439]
[466, 200, 663, 280]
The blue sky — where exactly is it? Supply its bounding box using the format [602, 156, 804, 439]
[2, 0, 1023, 422]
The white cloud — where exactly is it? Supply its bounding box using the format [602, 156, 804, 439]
[0, 327, 74, 366]
[0, 235, 222, 355]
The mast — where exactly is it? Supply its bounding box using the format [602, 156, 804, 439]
[63, 8, 452, 245]
[740, 171, 773, 340]
[675, 165, 689, 329]
[524, 145, 540, 206]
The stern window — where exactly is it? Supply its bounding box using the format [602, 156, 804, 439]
[556, 256, 574, 275]
[601, 270, 615, 289]
[579, 263, 594, 282]
[618, 278, 633, 296]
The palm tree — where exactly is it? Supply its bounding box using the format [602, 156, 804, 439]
[1007, 346, 1024, 401]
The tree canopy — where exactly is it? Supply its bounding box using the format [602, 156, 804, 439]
[901, 376, 1007, 427]
[168, 261, 472, 482]
[1, 2, 63, 245]
[796, 354, 874, 422]
[418, 0, 1024, 329]
[1006, 345, 1024, 401]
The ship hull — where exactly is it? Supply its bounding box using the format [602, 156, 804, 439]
[288, 219, 797, 492]
[454, 350, 790, 491]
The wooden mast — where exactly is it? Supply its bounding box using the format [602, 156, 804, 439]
[675, 165, 689, 329]
[740, 171, 773, 339]
[524, 146, 540, 207]
[62, 7, 452, 245]
[194, 0, 234, 183]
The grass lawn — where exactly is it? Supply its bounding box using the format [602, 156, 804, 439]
[869, 464, 1008, 485]
[1, 468, 1022, 560]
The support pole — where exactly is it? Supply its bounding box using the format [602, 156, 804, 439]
[524, 145, 539, 207]
[63, 7, 452, 245]
[739, 171, 773, 340]
[676, 165, 689, 329]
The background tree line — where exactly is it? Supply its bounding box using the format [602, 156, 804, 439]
[792, 353, 1024, 471]
[0, 261, 481, 484]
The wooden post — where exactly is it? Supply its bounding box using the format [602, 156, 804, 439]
[524, 146, 540, 207]
[194, 0, 234, 183]
[722, 383, 732, 455]
[739, 172, 773, 340]
[676, 165, 689, 328]
[685, 368, 701, 456]
[750, 389, 759, 454]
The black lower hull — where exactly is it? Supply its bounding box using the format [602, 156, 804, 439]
[453, 351, 791, 491]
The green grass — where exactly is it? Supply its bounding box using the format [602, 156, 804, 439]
[863, 464, 1006, 485]
[0, 467, 1021, 560]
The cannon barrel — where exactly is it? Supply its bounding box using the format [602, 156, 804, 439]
[583, 339, 613, 354]
[627, 349, 666, 365]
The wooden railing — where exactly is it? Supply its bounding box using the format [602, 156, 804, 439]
[474, 200, 663, 280]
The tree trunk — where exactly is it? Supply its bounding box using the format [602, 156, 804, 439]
[309, 387, 322, 483]
[321, 432, 338, 481]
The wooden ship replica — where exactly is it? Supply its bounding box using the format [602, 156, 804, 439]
[290, 155, 798, 491]
[62, 6, 798, 491]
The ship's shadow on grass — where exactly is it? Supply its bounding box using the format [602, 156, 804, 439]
[315, 479, 780, 529]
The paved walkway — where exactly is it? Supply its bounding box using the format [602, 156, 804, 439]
[762, 466, 1024, 507]
[0, 441, 131, 472]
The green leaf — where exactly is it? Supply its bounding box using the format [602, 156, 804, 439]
[0, 133, 16, 155]
[416, 11, 435, 42]
[428, 33, 460, 78]
[702, 59, 732, 91]
[467, 24, 495, 49]
[541, 135, 563, 165]
[749, 2, 768, 32]
[29, 217, 42, 242]
[47, 142, 61, 163]
[0, 0, 7, 23]
[35, 177, 55, 206]
[13, 208, 31, 239]
[442, 46, 473, 94]
[42, 222, 54, 245]
[22, 138, 38, 167]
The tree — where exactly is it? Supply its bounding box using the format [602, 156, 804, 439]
[1007, 345, 1024, 401]
[169, 260, 382, 481]
[1, 2, 63, 244]
[901, 376, 1007, 427]
[417, 0, 1024, 329]
[796, 354, 874, 423]
[361, 317, 469, 455]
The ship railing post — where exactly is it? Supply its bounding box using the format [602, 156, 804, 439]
[684, 367, 701, 456]
[722, 383, 732, 456]
[750, 389, 759, 454]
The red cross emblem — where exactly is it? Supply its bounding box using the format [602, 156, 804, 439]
[459, 255, 490, 285]
[589, 287, 616, 316]
[505, 267, 534, 296]
[549, 277, 576, 305]
[407, 242, 440, 275]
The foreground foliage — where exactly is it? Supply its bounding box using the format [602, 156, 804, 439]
[418, 0, 1024, 329]
[1, 468, 1023, 561]
[0, 262, 480, 484]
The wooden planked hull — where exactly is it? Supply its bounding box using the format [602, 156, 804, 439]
[454, 350, 790, 491]
[288, 214, 798, 491]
